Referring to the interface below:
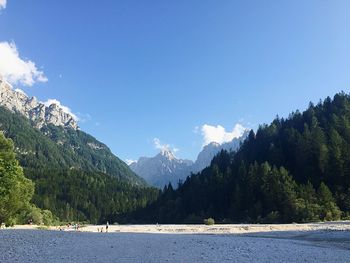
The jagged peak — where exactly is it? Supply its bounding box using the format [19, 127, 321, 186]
[159, 148, 176, 160]
[0, 77, 78, 130]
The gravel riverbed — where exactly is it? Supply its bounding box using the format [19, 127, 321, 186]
[1, 228, 350, 262]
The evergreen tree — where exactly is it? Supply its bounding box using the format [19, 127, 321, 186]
[317, 182, 341, 221]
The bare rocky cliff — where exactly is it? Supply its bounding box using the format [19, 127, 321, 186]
[0, 78, 78, 130]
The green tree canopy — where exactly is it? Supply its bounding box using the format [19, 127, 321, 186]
[0, 132, 34, 225]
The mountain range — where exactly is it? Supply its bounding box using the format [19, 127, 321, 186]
[129, 131, 249, 188]
[3, 74, 349, 225]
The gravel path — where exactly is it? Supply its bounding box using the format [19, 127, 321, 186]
[1, 229, 350, 262]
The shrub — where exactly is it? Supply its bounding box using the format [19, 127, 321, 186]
[204, 218, 215, 225]
[15, 205, 58, 226]
[42, 210, 55, 226]
[28, 206, 44, 225]
[5, 218, 16, 227]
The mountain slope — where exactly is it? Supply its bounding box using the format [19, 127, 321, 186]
[129, 93, 350, 224]
[0, 78, 144, 185]
[0, 106, 145, 185]
[0, 79, 157, 222]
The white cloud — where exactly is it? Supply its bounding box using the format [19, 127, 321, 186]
[201, 123, 246, 146]
[0, 41, 48, 86]
[44, 99, 78, 121]
[154, 138, 169, 151]
[14, 88, 27, 95]
[125, 159, 137, 165]
[153, 138, 178, 153]
[0, 0, 6, 10]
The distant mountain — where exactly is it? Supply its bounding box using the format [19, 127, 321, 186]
[130, 149, 193, 188]
[129, 132, 249, 188]
[192, 130, 249, 173]
[0, 78, 155, 222]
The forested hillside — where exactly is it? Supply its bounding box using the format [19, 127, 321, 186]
[0, 107, 144, 185]
[0, 107, 158, 223]
[26, 168, 158, 223]
[128, 93, 350, 224]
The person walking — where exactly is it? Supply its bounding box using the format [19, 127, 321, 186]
[106, 221, 109, 233]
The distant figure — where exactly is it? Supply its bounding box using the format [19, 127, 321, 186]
[101, 227, 104, 233]
[106, 221, 109, 232]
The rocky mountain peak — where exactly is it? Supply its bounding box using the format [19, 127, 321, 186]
[0, 78, 78, 130]
[159, 148, 176, 160]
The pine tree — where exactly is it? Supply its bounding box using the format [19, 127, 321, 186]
[317, 182, 341, 221]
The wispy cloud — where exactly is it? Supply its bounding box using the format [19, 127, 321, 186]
[0, 41, 48, 86]
[0, 0, 6, 10]
[200, 123, 246, 146]
[153, 138, 179, 153]
[125, 159, 137, 165]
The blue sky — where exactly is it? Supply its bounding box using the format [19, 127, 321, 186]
[0, 0, 350, 162]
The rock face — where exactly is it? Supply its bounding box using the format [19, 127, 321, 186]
[129, 131, 249, 188]
[191, 130, 250, 173]
[0, 78, 78, 129]
[129, 149, 194, 189]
